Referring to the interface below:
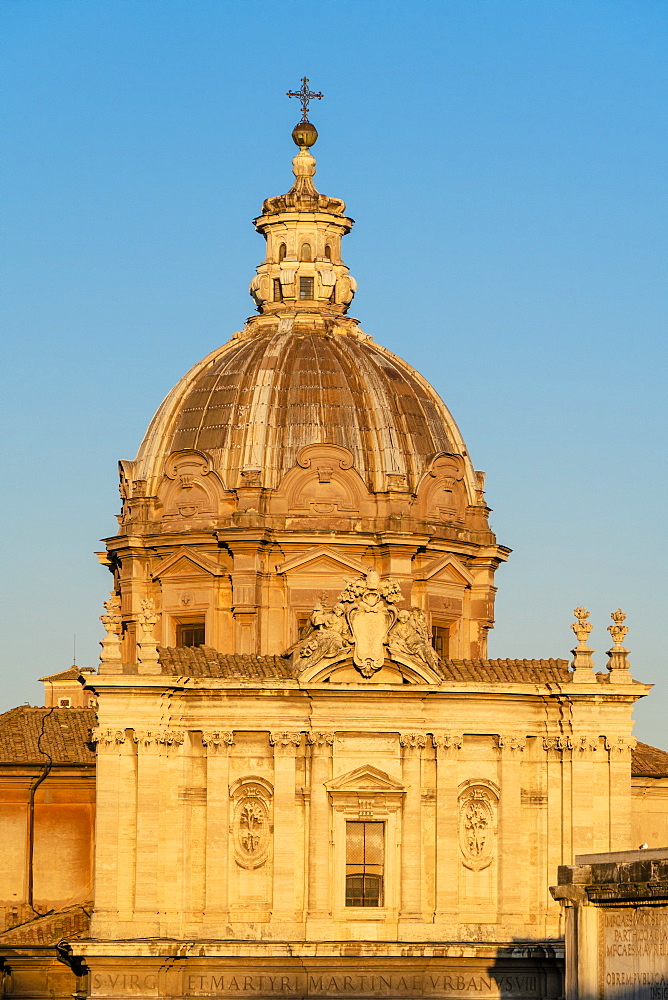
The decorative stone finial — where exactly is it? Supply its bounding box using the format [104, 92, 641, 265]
[99, 592, 122, 669]
[608, 609, 628, 647]
[571, 607, 593, 645]
[606, 609, 631, 682]
[136, 597, 160, 670]
[570, 606, 595, 679]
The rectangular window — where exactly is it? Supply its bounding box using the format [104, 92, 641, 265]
[176, 623, 206, 648]
[296, 614, 311, 639]
[273, 278, 283, 302]
[431, 624, 449, 659]
[346, 821, 384, 907]
[299, 276, 314, 299]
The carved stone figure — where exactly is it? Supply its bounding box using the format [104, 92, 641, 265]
[291, 602, 352, 671]
[389, 607, 441, 670]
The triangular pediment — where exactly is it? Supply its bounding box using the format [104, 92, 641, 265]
[152, 547, 224, 579]
[325, 764, 405, 794]
[419, 554, 474, 585]
[276, 546, 368, 578]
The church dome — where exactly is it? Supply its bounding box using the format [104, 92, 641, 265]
[133, 124, 476, 499]
[134, 323, 469, 495]
[107, 106, 505, 669]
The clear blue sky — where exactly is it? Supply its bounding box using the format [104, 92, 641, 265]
[2, 1, 666, 743]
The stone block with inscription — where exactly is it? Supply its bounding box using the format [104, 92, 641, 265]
[551, 848, 668, 1000]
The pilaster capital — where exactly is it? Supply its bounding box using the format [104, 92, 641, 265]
[160, 729, 186, 747]
[400, 733, 427, 756]
[605, 736, 636, 756]
[132, 729, 162, 751]
[132, 728, 185, 751]
[497, 735, 526, 754]
[270, 731, 302, 754]
[202, 731, 234, 754]
[90, 727, 126, 750]
[574, 734, 600, 756]
[432, 732, 463, 754]
[543, 736, 574, 752]
[307, 731, 335, 751]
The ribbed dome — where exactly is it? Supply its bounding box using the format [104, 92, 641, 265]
[135, 326, 470, 495]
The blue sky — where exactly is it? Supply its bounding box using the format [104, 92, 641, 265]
[1, 0, 666, 743]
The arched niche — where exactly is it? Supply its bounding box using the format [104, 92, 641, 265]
[158, 450, 230, 519]
[269, 443, 374, 517]
[413, 452, 467, 523]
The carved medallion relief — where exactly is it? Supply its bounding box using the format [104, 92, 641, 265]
[459, 785, 497, 872]
[232, 781, 272, 870]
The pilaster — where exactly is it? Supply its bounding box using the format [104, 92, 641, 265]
[498, 735, 525, 922]
[269, 731, 302, 921]
[306, 731, 334, 918]
[157, 730, 186, 935]
[399, 733, 426, 920]
[132, 730, 163, 931]
[89, 728, 126, 932]
[202, 731, 234, 927]
[571, 734, 600, 854]
[432, 732, 462, 919]
[605, 736, 636, 850]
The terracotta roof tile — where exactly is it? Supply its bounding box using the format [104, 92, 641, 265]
[38, 665, 83, 682]
[0, 904, 91, 945]
[439, 658, 571, 684]
[158, 647, 570, 684]
[0, 707, 96, 766]
[632, 741, 668, 777]
[158, 646, 294, 679]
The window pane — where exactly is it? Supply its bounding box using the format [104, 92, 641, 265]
[299, 276, 314, 299]
[346, 821, 384, 907]
[431, 624, 449, 659]
[177, 624, 205, 648]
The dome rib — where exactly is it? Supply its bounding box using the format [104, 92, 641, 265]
[134, 329, 476, 498]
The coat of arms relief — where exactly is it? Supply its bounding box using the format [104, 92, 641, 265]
[289, 571, 441, 680]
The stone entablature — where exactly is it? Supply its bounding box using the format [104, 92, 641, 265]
[62, 944, 564, 1000]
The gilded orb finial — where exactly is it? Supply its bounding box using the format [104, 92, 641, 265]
[287, 76, 322, 148]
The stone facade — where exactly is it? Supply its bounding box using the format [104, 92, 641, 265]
[2, 106, 666, 1000]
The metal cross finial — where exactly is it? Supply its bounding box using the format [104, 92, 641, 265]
[287, 77, 323, 122]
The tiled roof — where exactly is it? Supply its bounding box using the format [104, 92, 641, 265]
[0, 707, 96, 766]
[439, 658, 571, 683]
[632, 741, 668, 777]
[38, 665, 82, 682]
[0, 904, 91, 945]
[158, 647, 571, 684]
[159, 646, 295, 679]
